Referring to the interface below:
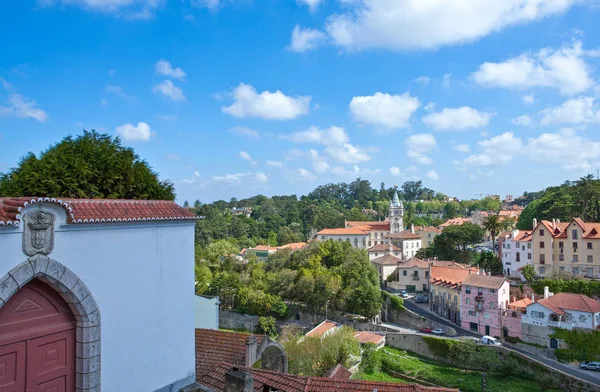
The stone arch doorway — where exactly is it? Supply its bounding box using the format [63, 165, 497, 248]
[0, 279, 76, 391]
[550, 338, 559, 349]
[0, 256, 101, 391]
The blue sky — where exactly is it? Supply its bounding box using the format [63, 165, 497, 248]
[1, 0, 600, 204]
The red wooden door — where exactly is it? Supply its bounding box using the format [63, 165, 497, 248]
[0, 280, 75, 392]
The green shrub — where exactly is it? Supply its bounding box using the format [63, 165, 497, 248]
[551, 329, 600, 362]
[360, 342, 381, 374]
[257, 316, 278, 338]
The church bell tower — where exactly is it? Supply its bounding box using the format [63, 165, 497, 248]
[389, 185, 404, 234]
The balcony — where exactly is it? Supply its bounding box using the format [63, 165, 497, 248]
[412, 275, 420, 281]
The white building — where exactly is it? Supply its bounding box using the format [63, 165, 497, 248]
[522, 288, 600, 347]
[315, 227, 369, 248]
[0, 197, 199, 392]
[501, 230, 533, 279]
[367, 243, 402, 260]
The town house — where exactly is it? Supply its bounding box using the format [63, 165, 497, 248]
[501, 229, 533, 279]
[460, 275, 510, 337]
[430, 262, 479, 325]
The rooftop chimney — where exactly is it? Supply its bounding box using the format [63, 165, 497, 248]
[533, 218, 538, 228]
[245, 335, 258, 367]
[552, 219, 556, 230]
[531, 293, 535, 302]
[543, 286, 553, 299]
[411, 224, 415, 234]
[389, 242, 393, 253]
[225, 367, 254, 392]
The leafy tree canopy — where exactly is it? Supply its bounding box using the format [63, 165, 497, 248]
[0, 130, 175, 200]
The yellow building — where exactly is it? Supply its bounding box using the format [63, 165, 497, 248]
[414, 226, 442, 247]
[531, 218, 600, 278]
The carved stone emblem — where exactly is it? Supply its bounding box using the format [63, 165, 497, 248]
[23, 211, 55, 256]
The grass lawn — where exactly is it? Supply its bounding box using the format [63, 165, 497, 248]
[352, 371, 406, 384]
[356, 347, 561, 392]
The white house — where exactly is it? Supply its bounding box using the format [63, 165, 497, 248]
[367, 243, 402, 260]
[0, 197, 199, 392]
[522, 288, 600, 347]
[501, 230, 533, 279]
[315, 227, 369, 249]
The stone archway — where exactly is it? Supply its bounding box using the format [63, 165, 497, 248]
[0, 255, 101, 391]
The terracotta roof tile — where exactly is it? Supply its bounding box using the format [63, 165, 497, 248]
[317, 227, 369, 235]
[508, 297, 532, 310]
[513, 231, 533, 242]
[462, 275, 507, 290]
[415, 226, 442, 234]
[399, 258, 431, 269]
[346, 220, 391, 231]
[0, 197, 197, 225]
[354, 331, 385, 345]
[277, 242, 307, 251]
[200, 362, 460, 392]
[439, 218, 470, 227]
[306, 321, 340, 338]
[431, 264, 478, 288]
[368, 243, 402, 252]
[385, 231, 421, 240]
[324, 364, 352, 380]
[372, 254, 402, 265]
[538, 293, 600, 313]
[195, 329, 264, 381]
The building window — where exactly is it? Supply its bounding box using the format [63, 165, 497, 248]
[465, 298, 471, 305]
[573, 267, 579, 275]
[375, 253, 378, 257]
[531, 311, 545, 319]
[443, 292, 446, 298]
[468, 310, 476, 317]
[484, 312, 491, 320]
[368, 241, 372, 247]
[539, 266, 545, 274]
[528, 253, 532, 260]
[489, 289, 495, 293]
[559, 241, 564, 248]
[516, 253, 521, 262]
[588, 242, 593, 249]
[374, 233, 378, 239]
[321, 236, 326, 240]
[540, 229, 545, 236]
[559, 254, 564, 261]
[559, 266, 565, 273]
[588, 255, 593, 263]
[540, 241, 545, 249]
[454, 295, 457, 303]
[425, 271, 429, 278]
[540, 254, 545, 264]
[527, 243, 531, 249]
[572, 229, 578, 239]
[403, 270, 407, 276]
[573, 242, 578, 249]
[574, 255, 579, 263]
[579, 315, 586, 323]
[465, 286, 471, 294]
[587, 268, 593, 277]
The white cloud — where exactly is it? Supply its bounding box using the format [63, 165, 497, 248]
[296, 0, 322, 12]
[460, 132, 523, 167]
[390, 167, 401, 176]
[212, 171, 269, 184]
[181, 171, 201, 184]
[405, 133, 436, 152]
[426, 170, 439, 180]
[538, 96, 600, 125]
[289, 26, 326, 52]
[281, 126, 349, 145]
[471, 40, 595, 95]
[0, 94, 47, 122]
[349, 92, 420, 130]
[106, 84, 128, 98]
[266, 160, 283, 167]
[512, 114, 534, 126]
[406, 150, 433, 165]
[239, 151, 254, 162]
[413, 76, 430, 85]
[523, 94, 535, 105]
[422, 106, 493, 131]
[152, 80, 186, 102]
[154, 60, 186, 80]
[453, 143, 470, 153]
[0, 77, 13, 91]
[527, 128, 600, 172]
[101, 98, 109, 106]
[156, 114, 178, 120]
[116, 122, 152, 141]
[442, 73, 451, 88]
[325, 143, 372, 164]
[424, 102, 436, 112]
[228, 126, 260, 139]
[309, 0, 580, 52]
[298, 168, 317, 180]
[191, 0, 220, 10]
[222, 83, 311, 120]
[39, 0, 160, 16]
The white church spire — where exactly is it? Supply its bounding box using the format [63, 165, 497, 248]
[389, 185, 404, 233]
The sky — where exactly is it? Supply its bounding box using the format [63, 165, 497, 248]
[1, 1, 600, 204]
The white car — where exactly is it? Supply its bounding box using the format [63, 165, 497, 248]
[480, 335, 501, 346]
[431, 328, 445, 335]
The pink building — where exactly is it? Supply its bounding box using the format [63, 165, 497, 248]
[500, 298, 532, 340]
[460, 275, 510, 337]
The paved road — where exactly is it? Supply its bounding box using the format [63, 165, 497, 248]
[400, 299, 600, 387]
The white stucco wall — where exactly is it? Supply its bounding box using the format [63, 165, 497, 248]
[0, 203, 196, 392]
[195, 295, 219, 330]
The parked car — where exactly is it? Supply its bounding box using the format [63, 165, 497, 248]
[431, 328, 445, 335]
[399, 290, 409, 298]
[415, 294, 429, 303]
[580, 362, 600, 371]
[480, 336, 501, 346]
[419, 327, 432, 333]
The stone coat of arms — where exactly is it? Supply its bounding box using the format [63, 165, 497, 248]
[23, 211, 55, 256]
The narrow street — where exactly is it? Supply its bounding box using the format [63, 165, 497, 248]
[396, 299, 600, 388]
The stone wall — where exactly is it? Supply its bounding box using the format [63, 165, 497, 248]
[220, 310, 260, 332]
[521, 322, 554, 347]
[385, 307, 457, 336]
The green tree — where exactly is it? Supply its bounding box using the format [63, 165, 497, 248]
[0, 130, 175, 199]
[183, 200, 190, 208]
[194, 199, 201, 208]
[473, 251, 503, 275]
[195, 262, 213, 295]
[443, 201, 459, 219]
[521, 264, 536, 283]
[360, 343, 380, 374]
[257, 316, 278, 338]
[483, 214, 503, 250]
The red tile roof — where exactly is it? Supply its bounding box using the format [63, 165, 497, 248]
[277, 242, 308, 251]
[368, 243, 402, 252]
[508, 297, 532, 311]
[195, 329, 264, 381]
[0, 197, 197, 225]
[439, 218, 470, 228]
[200, 362, 460, 392]
[463, 275, 508, 290]
[354, 331, 385, 345]
[371, 254, 402, 265]
[305, 321, 340, 338]
[399, 258, 431, 269]
[317, 227, 369, 235]
[513, 231, 532, 242]
[431, 264, 478, 290]
[324, 364, 352, 380]
[346, 220, 391, 231]
[415, 226, 442, 234]
[385, 231, 421, 240]
[537, 293, 600, 314]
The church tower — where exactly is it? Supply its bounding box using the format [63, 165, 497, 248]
[389, 186, 404, 234]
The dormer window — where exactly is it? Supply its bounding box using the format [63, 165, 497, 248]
[572, 229, 578, 239]
[540, 229, 545, 236]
